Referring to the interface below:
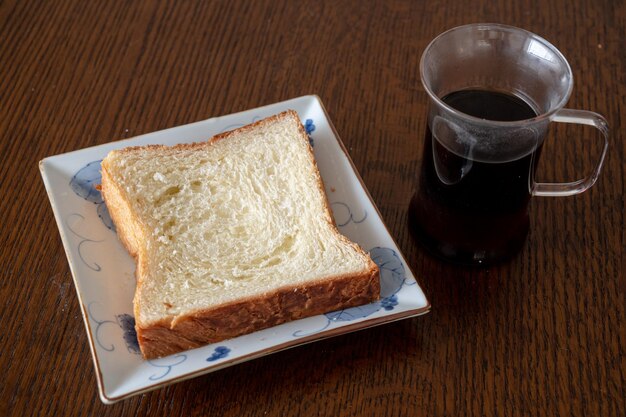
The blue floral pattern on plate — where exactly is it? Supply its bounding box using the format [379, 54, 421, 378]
[381, 294, 399, 311]
[88, 302, 142, 355]
[88, 302, 188, 380]
[70, 161, 115, 231]
[304, 119, 315, 146]
[66, 213, 104, 271]
[328, 246, 407, 319]
[116, 314, 141, 354]
[87, 302, 119, 352]
[148, 354, 188, 381]
[330, 202, 367, 227]
[293, 246, 411, 337]
[207, 346, 231, 362]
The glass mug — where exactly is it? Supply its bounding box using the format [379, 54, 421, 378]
[409, 23, 609, 265]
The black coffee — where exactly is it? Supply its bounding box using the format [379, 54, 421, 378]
[409, 89, 541, 265]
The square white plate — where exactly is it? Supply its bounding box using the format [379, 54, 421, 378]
[40, 95, 430, 404]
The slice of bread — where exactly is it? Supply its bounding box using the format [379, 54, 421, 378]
[101, 110, 380, 359]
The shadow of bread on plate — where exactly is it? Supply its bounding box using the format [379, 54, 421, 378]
[100, 110, 380, 359]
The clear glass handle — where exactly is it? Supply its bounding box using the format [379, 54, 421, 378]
[532, 109, 609, 197]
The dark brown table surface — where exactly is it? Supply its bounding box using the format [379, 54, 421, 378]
[1, 0, 624, 416]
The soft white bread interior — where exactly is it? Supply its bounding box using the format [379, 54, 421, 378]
[101, 110, 380, 359]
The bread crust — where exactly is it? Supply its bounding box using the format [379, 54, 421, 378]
[101, 110, 380, 359]
[137, 268, 379, 358]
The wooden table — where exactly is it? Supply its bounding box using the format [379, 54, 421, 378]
[1, 0, 624, 415]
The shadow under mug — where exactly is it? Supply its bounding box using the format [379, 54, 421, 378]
[409, 23, 609, 266]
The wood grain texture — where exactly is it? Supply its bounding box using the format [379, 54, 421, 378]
[0, 0, 623, 416]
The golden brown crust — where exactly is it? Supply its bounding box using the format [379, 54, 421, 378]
[137, 268, 379, 359]
[101, 161, 151, 322]
[107, 111, 302, 156]
[101, 110, 380, 359]
[100, 164, 141, 258]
